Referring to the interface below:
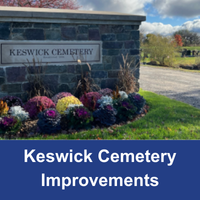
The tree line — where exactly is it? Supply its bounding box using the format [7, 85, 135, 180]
[140, 29, 200, 47]
[140, 29, 200, 67]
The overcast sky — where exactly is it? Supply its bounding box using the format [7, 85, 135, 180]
[77, 0, 200, 35]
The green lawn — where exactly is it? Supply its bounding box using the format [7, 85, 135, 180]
[181, 46, 200, 51]
[141, 46, 200, 67]
[24, 90, 200, 140]
[174, 56, 197, 65]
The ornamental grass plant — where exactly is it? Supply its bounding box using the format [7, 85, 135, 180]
[73, 60, 100, 98]
[24, 58, 53, 99]
[118, 54, 138, 94]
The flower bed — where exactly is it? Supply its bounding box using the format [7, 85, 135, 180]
[0, 88, 148, 139]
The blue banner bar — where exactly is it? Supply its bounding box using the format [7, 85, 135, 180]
[0, 141, 199, 200]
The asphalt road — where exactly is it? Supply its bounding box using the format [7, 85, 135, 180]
[139, 66, 200, 109]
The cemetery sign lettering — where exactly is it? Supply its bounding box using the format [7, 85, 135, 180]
[0, 41, 102, 66]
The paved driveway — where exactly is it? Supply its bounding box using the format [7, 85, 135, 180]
[139, 66, 200, 109]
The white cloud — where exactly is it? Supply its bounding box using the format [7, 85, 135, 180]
[140, 19, 200, 36]
[140, 22, 181, 36]
[152, 0, 200, 18]
[78, 0, 152, 15]
[182, 20, 200, 32]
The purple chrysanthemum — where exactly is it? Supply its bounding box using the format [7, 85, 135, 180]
[23, 96, 55, 119]
[1, 96, 23, 108]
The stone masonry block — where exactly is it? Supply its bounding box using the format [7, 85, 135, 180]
[103, 56, 112, 64]
[103, 42, 123, 49]
[2, 84, 22, 93]
[11, 34, 24, 40]
[103, 49, 120, 56]
[6, 67, 26, 83]
[107, 50, 120, 55]
[101, 34, 116, 41]
[68, 65, 76, 73]
[76, 64, 90, 74]
[41, 75, 58, 85]
[112, 55, 124, 69]
[130, 31, 139, 40]
[0, 68, 5, 76]
[129, 49, 140, 55]
[12, 29, 24, 34]
[77, 34, 88, 40]
[61, 27, 76, 40]
[134, 41, 140, 49]
[111, 25, 125, 33]
[89, 25, 99, 28]
[78, 25, 88, 34]
[0, 77, 5, 85]
[58, 84, 71, 93]
[45, 65, 67, 74]
[34, 23, 51, 29]
[0, 28, 10, 40]
[51, 23, 61, 29]
[125, 41, 135, 49]
[99, 25, 112, 34]
[125, 25, 139, 30]
[12, 22, 32, 28]
[134, 68, 140, 79]
[101, 79, 118, 90]
[45, 30, 61, 40]
[0, 22, 11, 28]
[91, 64, 104, 70]
[89, 29, 100, 40]
[26, 66, 44, 74]
[91, 71, 107, 78]
[24, 29, 44, 40]
[22, 82, 29, 92]
[104, 64, 112, 70]
[93, 78, 101, 85]
[117, 34, 130, 41]
[108, 71, 119, 78]
[60, 74, 77, 83]
[41, 75, 59, 93]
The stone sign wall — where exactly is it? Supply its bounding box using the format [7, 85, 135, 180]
[0, 7, 146, 101]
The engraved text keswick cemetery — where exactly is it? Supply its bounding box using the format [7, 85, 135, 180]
[0, 41, 102, 66]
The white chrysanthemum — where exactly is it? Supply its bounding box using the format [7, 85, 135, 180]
[119, 91, 128, 100]
[64, 104, 83, 114]
[9, 106, 29, 121]
[97, 95, 113, 109]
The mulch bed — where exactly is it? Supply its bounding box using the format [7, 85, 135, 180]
[4, 105, 150, 139]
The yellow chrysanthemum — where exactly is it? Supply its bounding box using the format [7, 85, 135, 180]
[56, 96, 82, 114]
